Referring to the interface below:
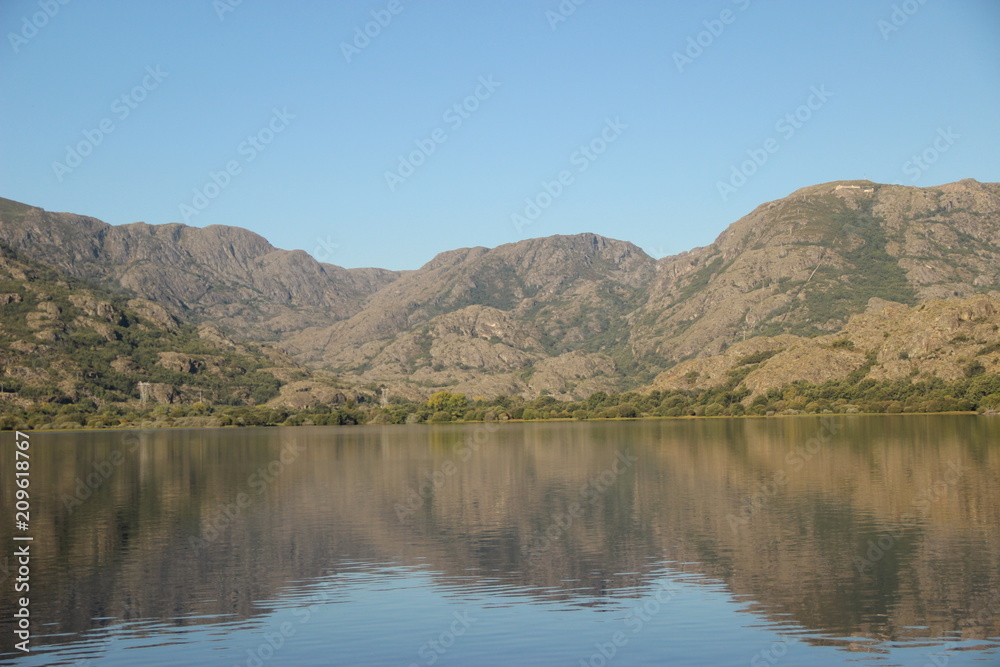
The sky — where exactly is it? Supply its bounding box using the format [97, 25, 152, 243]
[1, 0, 999, 271]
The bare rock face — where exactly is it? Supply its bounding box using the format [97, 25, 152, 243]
[0, 197, 399, 340]
[629, 180, 1000, 367]
[0, 242, 339, 410]
[527, 351, 618, 399]
[280, 234, 655, 398]
[142, 382, 178, 404]
[197, 324, 239, 349]
[266, 381, 350, 410]
[741, 345, 868, 395]
[649, 295, 1000, 398]
[2, 178, 998, 400]
[127, 298, 180, 332]
[68, 294, 124, 323]
[157, 352, 215, 375]
[651, 334, 801, 392]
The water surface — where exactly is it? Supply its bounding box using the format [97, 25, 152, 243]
[1, 416, 998, 665]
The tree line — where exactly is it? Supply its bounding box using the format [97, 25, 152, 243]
[2, 370, 998, 431]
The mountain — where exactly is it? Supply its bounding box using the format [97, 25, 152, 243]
[0, 242, 354, 421]
[283, 179, 1000, 397]
[283, 233, 656, 398]
[627, 179, 1000, 364]
[648, 294, 1000, 402]
[0, 197, 399, 341]
[1, 179, 998, 401]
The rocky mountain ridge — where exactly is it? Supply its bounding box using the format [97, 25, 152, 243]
[1, 178, 998, 400]
[649, 294, 1000, 400]
[0, 197, 398, 341]
[0, 242, 355, 415]
[628, 179, 1000, 364]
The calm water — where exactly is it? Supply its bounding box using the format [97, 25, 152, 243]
[1, 416, 998, 666]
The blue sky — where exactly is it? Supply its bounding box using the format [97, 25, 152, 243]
[2, 0, 998, 270]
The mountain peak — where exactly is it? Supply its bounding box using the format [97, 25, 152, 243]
[2, 180, 998, 399]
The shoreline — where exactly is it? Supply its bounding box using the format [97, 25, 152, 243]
[5, 409, 996, 434]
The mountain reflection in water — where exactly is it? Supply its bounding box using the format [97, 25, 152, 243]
[1, 416, 998, 664]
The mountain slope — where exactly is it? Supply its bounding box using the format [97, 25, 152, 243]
[627, 180, 1000, 365]
[1, 179, 998, 400]
[0, 242, 350, 415]
[284, 233, 656, 398]
[647, 294, 1000, 409]
[0, 198, 399, 340]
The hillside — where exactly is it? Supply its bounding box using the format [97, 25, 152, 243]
[1, 179, 999, 401]
[628, 179, 1000, 365]
[0, 242, 354, 426]
[283, 233, 656, 398]
[0, 197, 399, 341]
[285, 179, 1000, 397]
[648, 295, 1000, 409]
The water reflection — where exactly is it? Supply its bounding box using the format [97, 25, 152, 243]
[1, 416, 998, 661]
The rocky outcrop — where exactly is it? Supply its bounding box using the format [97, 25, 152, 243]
[0, 197, 399, 340]
[2, 179, 999, 400]
[0, 243, 347, 410]
[629, 180, 1000, 365]
[649, 295, 1000, 397]
[280, 233, 655, 398]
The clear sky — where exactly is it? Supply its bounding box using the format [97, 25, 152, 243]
[2, 0, 999, 270]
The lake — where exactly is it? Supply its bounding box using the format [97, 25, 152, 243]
[1, 416, 998, 665]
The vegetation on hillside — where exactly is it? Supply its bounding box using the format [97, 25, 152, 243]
[3, 181, 1000, 413]
[3, 371, 998, 431]
[0, 244, 296, 408]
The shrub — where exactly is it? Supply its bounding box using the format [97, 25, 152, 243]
[704, 403, 724, 417]
[736, 349, 782, 365]
[965, 361, 986, 377]
[617, 403, 637, 418]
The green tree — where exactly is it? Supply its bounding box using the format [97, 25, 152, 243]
[426, 391, 468, 413]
